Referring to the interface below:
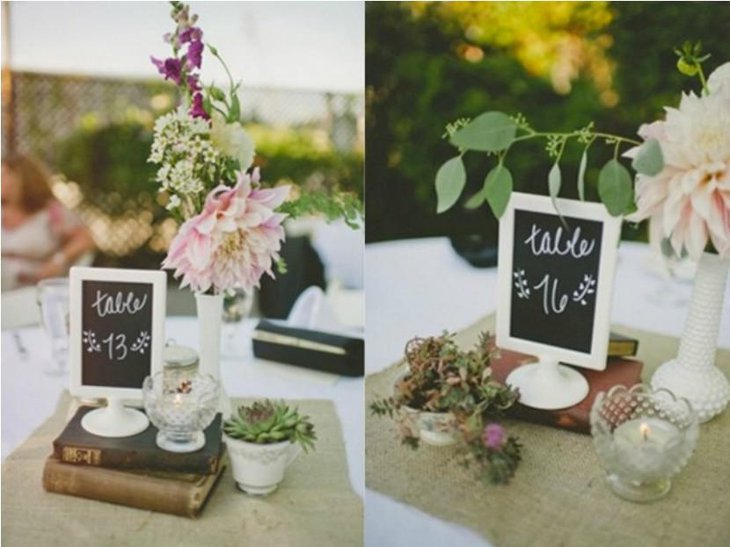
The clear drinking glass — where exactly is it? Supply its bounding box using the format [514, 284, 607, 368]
[221, 288, 255, 357]
[36, 278, 70, 376]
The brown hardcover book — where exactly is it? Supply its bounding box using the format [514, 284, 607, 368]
[53, 406, 223, 474]
[42, 453, 226, 518]
[608, 331, 639, 357]
[491, 347, 643, 434]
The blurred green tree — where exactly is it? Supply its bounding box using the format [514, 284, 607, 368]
[365, 1, 730, 242]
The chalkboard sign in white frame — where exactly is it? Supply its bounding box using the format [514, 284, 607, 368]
[496, 192, 621, 409]
[69, 267, 166, 436]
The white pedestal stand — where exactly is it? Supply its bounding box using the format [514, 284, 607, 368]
[506, 356, 589, 410]
[81, 397, 149, 437]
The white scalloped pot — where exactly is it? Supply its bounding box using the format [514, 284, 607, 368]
[223, 435, 301, 496]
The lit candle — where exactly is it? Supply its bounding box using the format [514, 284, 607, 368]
[613, 418, 680, 476]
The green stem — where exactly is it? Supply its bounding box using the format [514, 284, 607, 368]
[697, 65, 709, 96]
[208, 43, 237, 91]
[515, 130, 640, 147]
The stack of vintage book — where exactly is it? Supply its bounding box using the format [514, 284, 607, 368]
[42, 406, 226, 518]
[491, 332, 643, 434]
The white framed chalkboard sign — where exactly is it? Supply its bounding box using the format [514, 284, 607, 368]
[496, 192, 621, 409]
[69, 267, 166, 436]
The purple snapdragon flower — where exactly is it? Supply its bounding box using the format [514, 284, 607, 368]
[187, 39, 204, 69]
[179, 26, 202, 44]
[190, 92, 209, 120]
[150, 56, 182, 85]
[483, 423, 506, 450]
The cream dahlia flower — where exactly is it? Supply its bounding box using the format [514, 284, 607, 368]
[628, 62, 730, 260]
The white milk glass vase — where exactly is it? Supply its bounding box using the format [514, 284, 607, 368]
[651, 252, 730, 423]
[195, 292, 231, 416]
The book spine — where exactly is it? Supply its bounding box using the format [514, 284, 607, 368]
[52, 442, 218, 475]
[607, 339, 639, 357]
[42, 460, 203, 518]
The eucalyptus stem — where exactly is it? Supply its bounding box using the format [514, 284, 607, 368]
[514, 130, 640, 147]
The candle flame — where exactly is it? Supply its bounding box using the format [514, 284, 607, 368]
[639, 422, 651, 441]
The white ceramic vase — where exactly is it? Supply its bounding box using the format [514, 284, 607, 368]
[651, 252, 730, 423]
[195, 293, 231, 416]
[224, 435, 302, 495]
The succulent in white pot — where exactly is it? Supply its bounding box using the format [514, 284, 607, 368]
[223, 400, 316, 495]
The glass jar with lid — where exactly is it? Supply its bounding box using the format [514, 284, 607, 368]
[162, 341, 199, 393]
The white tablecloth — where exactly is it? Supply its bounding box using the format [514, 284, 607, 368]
[1, 318, 364, 499]
[364, 238, 730, 547]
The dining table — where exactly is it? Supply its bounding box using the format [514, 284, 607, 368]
[364, 238, 730, 547]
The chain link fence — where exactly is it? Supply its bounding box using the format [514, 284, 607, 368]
[3, 70, 363, 266]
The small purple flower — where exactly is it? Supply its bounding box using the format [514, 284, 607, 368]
[187, 74, 201, 93]
[483, 423, 506, 450]
[190, 92, 209, 120]
[179, 26, 202, 44]
[187, 40, 204, 69]
[150, 56, 182, 85]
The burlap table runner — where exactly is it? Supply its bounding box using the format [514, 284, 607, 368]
[2, 396, 362, 546]
[366, 314, 730, 547]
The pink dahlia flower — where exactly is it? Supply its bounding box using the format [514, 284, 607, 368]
[627, 62, 730, 260]
[163, 169, 289, 293]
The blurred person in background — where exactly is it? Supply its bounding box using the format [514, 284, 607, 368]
[1, 153, 95, 291]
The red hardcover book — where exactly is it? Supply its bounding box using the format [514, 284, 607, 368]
[490, 346, 644, 434]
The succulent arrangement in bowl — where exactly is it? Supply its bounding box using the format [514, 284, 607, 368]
[370, 332, 523, 484]
[223, 400, 316, 495]
[223, 400, 317, 450]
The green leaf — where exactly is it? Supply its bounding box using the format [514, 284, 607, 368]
[631, 139, 664, 176]
[465, 190, 486, 210]
[228, 93, 241, 123]
[435, 156, 466, 213]
[202, 95, 212, 117]
[548, 162, 562, 216]
[577, 149, 588, 201]
[484, 164, 513, 219]
[209, 86, 226, 102]
[450, 111, 517, 152]
[598, 159, 633, 216]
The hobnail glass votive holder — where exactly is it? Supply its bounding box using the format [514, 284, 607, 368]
[142, 372, 219, 453]
[590, 384, 699, 503]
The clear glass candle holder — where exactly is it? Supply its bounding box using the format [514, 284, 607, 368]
[590, 384, 699, 503]
[142, 372, 219, 453]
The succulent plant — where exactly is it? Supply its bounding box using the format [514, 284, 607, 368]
[223, 400, 316, 452]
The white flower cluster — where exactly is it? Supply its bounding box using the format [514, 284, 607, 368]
[148, 107, 222, 211]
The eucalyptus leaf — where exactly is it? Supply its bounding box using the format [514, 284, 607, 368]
[465, 190, 486, 210]
[632, 139, 664, 176]
[435, 156, 466, 213]
[450, 111, 517, 152]
[598, 159, 633, 216]
[548, 162, 562, 217]
[484, 164, 513, 218]
[577, 148, 588, 201]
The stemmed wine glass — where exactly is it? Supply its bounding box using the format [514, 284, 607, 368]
[36, 278, 70, 376]
[221, 288, 255, 357]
